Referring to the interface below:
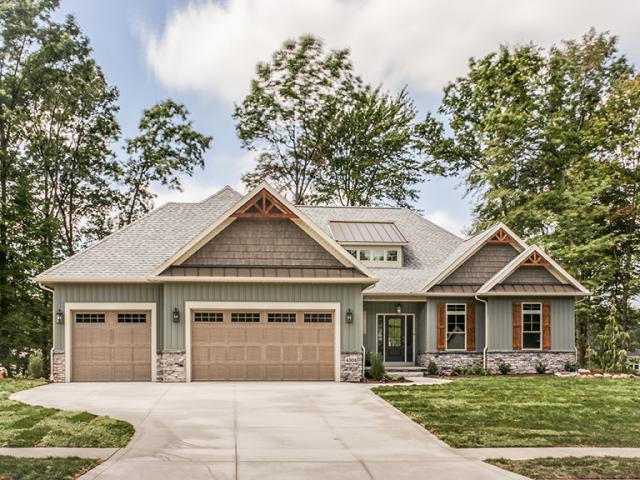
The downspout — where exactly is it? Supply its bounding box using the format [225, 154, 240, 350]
[38, 283, 55, 381]
[475, 295, 488, 369]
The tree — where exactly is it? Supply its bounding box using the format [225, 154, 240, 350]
[421, 29, 640, 361]
[311, 87, 426, 207]
[234, 35, 359, 204]
[119, 100, 212, 226]
[587, 309, 631, 372]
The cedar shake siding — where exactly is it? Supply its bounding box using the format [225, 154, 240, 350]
[182, 218, 344, 268]
[504, 266, 562, 284]
[440, 243, 520, 287]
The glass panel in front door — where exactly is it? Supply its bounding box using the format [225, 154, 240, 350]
[385, 316, 405, 362]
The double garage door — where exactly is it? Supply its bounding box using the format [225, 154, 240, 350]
[191, 309, 335, 381]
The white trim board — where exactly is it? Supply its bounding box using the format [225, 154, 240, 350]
[184, 301, 342, 382]
[63, 302, 158, 383]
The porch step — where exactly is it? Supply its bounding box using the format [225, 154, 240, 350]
[387, 370, 425, 378]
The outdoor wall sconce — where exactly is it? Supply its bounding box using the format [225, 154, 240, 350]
[56, 309, 64, 324]
[172, 307, 180, 323]
[396, 303, 402, 314]
[346, 308, 353, 324]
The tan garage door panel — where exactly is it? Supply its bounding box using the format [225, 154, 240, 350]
[72, 311, 151, 382]
[192, 310, 335, 381]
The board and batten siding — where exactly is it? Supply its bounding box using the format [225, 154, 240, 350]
[363, 301, 426, 354]
[487, 297, 575, 351]
[52, 283, 163, 351]
[162, 283, 363, 352]
[423, 298, 486, 352]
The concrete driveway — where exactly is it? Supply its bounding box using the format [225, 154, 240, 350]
[13, 382, 524, 480]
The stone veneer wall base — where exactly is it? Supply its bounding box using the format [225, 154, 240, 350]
[340, 352, 364, 382]
[51, 350, 65, 382]
[157, 351, 186, 382]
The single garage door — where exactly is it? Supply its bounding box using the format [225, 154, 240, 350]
[71, 310, 151, 381]
[191, 309, 335, 381]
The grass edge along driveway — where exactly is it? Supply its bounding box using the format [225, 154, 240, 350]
[0, 379, 134, 448]
[487, 456, 640, 480]
[373, 376, 640, 448]
[0, 456, 100, 480]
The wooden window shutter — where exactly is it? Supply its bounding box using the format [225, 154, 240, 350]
[512, 302, 522, 350]
[542, 302, 552, 350]
[466, 303, 475, 351]
[437, 303, 446, 351]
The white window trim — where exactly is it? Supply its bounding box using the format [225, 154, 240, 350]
[185, 301, 341, 382]
[522, 302, 542, 351]
[445, 303, 467, 352]
[375, 313, 416, 364]
[64, 302, 158, 383]
[347, 246, 402, 267]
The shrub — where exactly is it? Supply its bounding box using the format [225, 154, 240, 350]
[564, 360, 578, 372]
[28, 355, 44, 379]
[426, 361, 438, 375]
[535, 361, 547, 374]
[369, 353, 385, 380]
[498, 361, 512, 375]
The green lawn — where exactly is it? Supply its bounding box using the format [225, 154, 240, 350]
[374, 376, 640, 448]
[0, 379, 134, 448]
[487, 456, 640, 479]
[0, 456, 99, 480]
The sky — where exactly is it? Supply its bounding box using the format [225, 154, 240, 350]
[57, 0, 640, 237]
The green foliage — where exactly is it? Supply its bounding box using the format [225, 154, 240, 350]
[498, 361, 512, 375]
[535, 361, 547, 374]
[426, 361, 439, 375]
[487, 456, 640, 480]
[421, 29, 640, 361]
[587, 310, 631, 373]
[27, 356, 44, 379]
[452, 365, 490, 376]
[0, 456, 100, 480]
[564, 361, 578, 372]
[369, 353, 385, 380]
[375, 377, 640, 448]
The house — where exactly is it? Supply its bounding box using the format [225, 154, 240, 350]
[36, 183, 590, 382]
[630, 351, 640, 373]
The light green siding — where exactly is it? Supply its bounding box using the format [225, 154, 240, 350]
[52, 283, 163, 351]
[162, 283, 363, 351]
[363, 302, 426, 357]
[487, 297, 575, 351]
[424, 298, 486, 352]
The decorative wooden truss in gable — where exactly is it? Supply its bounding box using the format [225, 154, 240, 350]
[487, 227, 517, 245]
[231, 189, 296, 219]
[521, 250, 549, 267]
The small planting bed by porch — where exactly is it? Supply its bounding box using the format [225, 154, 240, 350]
[373, 376, 640, 448]
[0, 379, 133, 448]
[486, 456, 640, 479]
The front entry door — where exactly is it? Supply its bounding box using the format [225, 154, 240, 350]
[384, 316, 405, 362]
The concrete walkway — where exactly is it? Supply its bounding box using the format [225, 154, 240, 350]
[0, 448, 117, 459]
[12, 382, 525, 480]
[457, 447, 640, 460]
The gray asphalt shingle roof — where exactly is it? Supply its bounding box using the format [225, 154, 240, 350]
[37, 186, 466, 293]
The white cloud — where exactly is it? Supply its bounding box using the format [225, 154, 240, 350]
[143, 0, 640, 103]
[424, 210, 467, 237]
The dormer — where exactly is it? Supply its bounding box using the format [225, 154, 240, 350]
[329, 221, 407, 268]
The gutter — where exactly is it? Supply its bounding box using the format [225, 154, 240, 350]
[475, 294, 489, 369]
[38, 283, 56, 381]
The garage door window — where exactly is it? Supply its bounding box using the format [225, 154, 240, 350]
[194, 312, 223, 322]
[117, 313, 147, 323]
[231, 312, 261, 323]
[304, 313, 333, 323]
[75, 313, 105, 323]
[268, 312, 296, 323]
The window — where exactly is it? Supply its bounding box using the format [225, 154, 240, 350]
[446, 304, 466, 350]
[346, 249, 357, 258]
[75, 313, 105, 323]
[386, 250, 398, 262]
[359, 250, 371, 261]
[304, 312, 333, 323]
[194, 312, 223, 322]
[522, 303, 542, 349]
[117, 313, 146, 323]
[268, 312, 296, 323]
[372, 249, 385, 261]
[231, 312, 260, 323]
